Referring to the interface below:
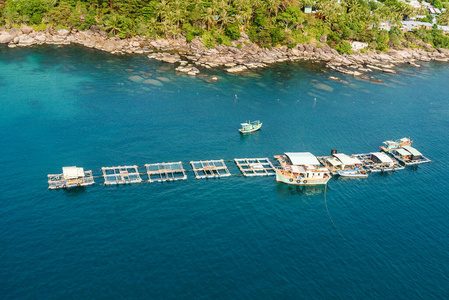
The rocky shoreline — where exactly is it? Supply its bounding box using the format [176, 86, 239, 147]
[2, 24, 449, 79]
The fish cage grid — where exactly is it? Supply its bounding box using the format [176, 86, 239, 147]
[234, 158, 276, 177]
[101, 165, 142, 185]
[190, 159, 231, 179]
[145, 162, 187, 182]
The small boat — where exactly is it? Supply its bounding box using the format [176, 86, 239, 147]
[380, 137, 412, 152]
[338, 169, 369, 178]
[274, 152, 331, 186]
[239, 120, 262, 134]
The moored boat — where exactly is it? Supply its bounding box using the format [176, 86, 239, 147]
[380, 137, 413, 152]
[338, 169, 369, 178]
[274, 152, 331, 186]
[239, 120, 262, 134]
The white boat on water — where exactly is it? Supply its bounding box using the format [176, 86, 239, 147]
[380, 137, 413, 152]
[338, 169, 369, 178]
[274, 152, 331, 186]
[239, 120, 262, 134]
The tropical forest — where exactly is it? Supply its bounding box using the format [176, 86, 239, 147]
[1, 0, 449, 53]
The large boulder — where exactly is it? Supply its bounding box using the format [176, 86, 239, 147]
[20, 24, 33, 35]
[8, 28, 22, 38]
[226, 65, 247, 73]
[56, 29, 70, 37]
[18, 35, 35, 46]
[34, 34, 46, 43]
[103, 40, 121, 52]
[90, 25, 100, 32]
[0, 32, 14, 43]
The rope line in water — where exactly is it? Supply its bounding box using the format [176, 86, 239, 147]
[324, 184, 347, 242]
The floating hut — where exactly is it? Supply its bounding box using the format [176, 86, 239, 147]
[101, 165, 142, 185]
[389, 146, 431, 165]
[319, 151, 363, 175]
[355, 152, 404, 172]
[145, 162, 187, 182]
[48, 166, 94, 189]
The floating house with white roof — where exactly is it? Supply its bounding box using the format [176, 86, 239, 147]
[48, 166, 95, 189]
[274, 152, 331, 185]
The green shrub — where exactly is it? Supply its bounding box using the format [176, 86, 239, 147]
[225, 22, 241, 40]
[32, 23, 47, 31]
[201, 31, 216, 48]
[335, 41, 352, 54]
[185, 32, 195, 42]
[216, 33, 232, 46]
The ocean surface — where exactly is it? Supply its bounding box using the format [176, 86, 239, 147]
[1, 44, 448, 299]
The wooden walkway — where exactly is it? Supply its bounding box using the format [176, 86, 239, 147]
[145, 162, 187, 182]
[101, 165, 142, 185]
[190, 159, 231, 179]
[234, 158, 276, 177]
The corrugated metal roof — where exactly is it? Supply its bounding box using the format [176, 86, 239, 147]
[63, 166, 85, 179]
[402, 146, 422, 156]
[285, 152, 320, 166]
[371, 152, 393, 163]
[396, 148, 410, 156]
[333, 153, 362, 165]
[326, 157, 342, 166]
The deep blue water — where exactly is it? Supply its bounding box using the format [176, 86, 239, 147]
[1, 45, 449, 299]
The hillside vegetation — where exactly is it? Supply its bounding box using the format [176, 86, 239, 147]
[1, 0, 449, 53]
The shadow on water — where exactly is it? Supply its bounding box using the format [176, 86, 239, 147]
[275, 183, 327, 197]
[62, 186, 87, 196]
[406, 165, 420, 171]
[239, 130, 261, 141]
[376, 171, 396, 178]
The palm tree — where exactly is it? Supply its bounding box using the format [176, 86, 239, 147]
[317, 0, 343, 25]
[104, 14, 121, 35]
[267, 0, 280, 16]
[201, 7, 214, 30]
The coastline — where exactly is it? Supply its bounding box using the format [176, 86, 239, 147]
[2, 26, 449, 78]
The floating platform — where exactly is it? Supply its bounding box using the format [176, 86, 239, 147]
[317, 153, 363, 175]
[101, 165, 142, 185]
[48, 166, 94, 189]
[388, 146, 431, 166]
[354, 153, 404, 172]
[190, 159, 231, 179]
[234, 158, 276, 177]
[145, 162, 187, 182]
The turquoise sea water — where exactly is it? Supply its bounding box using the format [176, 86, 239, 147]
[1, 45, 449, 299]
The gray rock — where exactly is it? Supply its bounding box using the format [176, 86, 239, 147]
[103, 40, 119, 52]
[160, 53, 180, 63]
[143, 79, 163, 86]
[128, 75, 144, 83]
[226, 65, 247, 73]
[90, 25, 100, 32]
